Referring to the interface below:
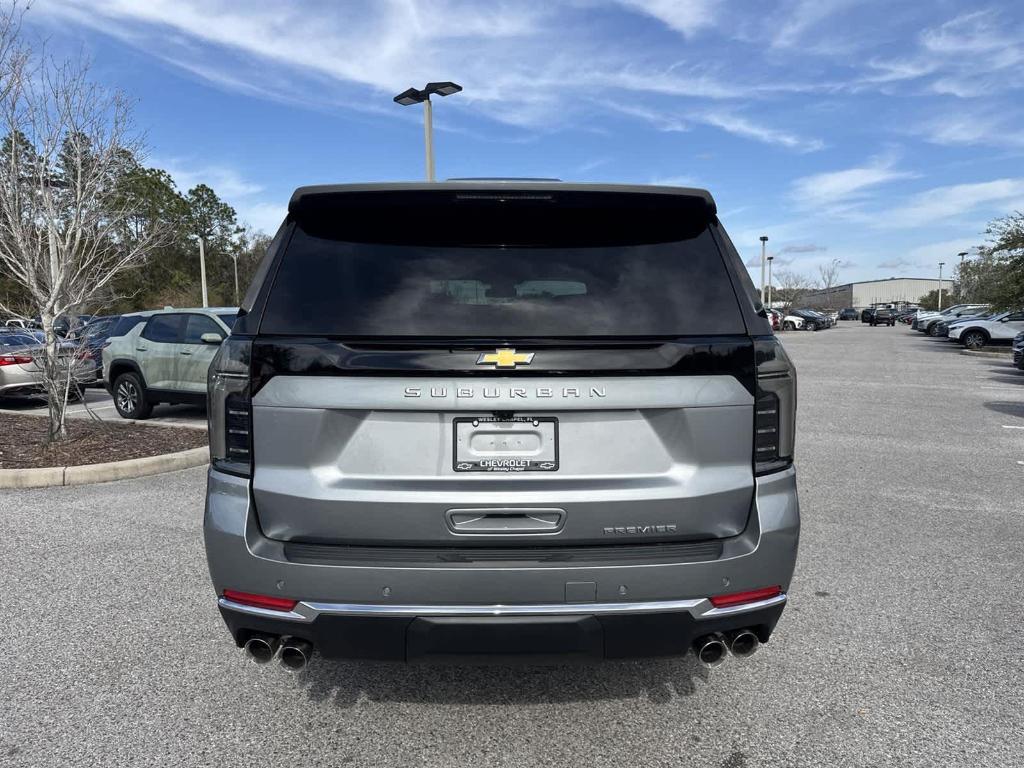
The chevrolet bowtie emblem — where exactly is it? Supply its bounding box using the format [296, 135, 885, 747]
[476, 348, 535, 368]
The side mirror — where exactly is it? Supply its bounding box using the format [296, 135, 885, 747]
[200, 332, 224, 344]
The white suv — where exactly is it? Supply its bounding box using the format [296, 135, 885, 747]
[102, 307, 237, 419]
[949, 310, 1024, 350]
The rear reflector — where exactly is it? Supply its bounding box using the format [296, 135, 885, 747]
[709, 586, 782, 608]
[222, 589, 298, 612]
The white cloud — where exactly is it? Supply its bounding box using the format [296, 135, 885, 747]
[864, 8, 1023, 99]
[649, 174, 700, 187]
[33, 0, 832, 138]
[152, 157, 281, 233]
[612, 0, 718, 37]
[696, 111, 824, 152]
[791, 155, 915, 207]
[911, 112, 1024, 149]
[883, 179, 1024, 229]
[779, 243, 828, 254]
[237, 201, 287, 235]
[771, 0, 858, 49]
[904, 238, 982, 264]
[875, 257, 917, 271]
[156, 159, 264, 198]
[920, 10, 1017, 57]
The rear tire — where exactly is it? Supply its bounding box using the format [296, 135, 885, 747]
[806, 322, 816, 331]
[927, 323, 940, 337]
[962, 330, 988, 350]
[113, 372, 152, 420]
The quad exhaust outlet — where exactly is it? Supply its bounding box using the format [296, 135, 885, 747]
[694, 628, 761, 666]
[726, 629, 760, 658]
[242, 634, 315, 670]
[243, 633, 280, 664]
[694, 634, 728, 667]
[280, 638, 314, 672]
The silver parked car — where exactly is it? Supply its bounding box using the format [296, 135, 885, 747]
[204, 181, 801, 669]
[0, 329, 90, 399]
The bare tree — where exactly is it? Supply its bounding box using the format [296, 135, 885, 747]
[773, 269, 812, 308]
[0, 40, 166, 441]
[817, 258, 841, 311]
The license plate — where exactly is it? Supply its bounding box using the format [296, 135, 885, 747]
[453, 416, 559, 472]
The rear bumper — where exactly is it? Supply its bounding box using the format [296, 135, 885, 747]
[204, 466, 800, 661]
[217, 599, 786, 663]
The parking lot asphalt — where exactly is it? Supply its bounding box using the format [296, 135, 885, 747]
[0, 387, 207, 429]
[1, 323, 1022, 768]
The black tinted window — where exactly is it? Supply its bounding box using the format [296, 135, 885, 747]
[1, 334, 34, 346]
[262, 225, 743, 337]
[111, 316, 147, 337]
[183, 314, 223, 343]
[142, 314, 183, 343]
[216, 313, 238, 330]
[83, 319, 113, 339]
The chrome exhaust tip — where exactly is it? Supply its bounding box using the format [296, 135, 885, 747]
[694, 634, 728, 667]
[727, 629, 760, 658]
[279, 638, 314, 672]
[242, 633, 280, 664]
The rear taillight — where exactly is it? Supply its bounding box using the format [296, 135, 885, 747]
[222, 589, 297, 612]
[208, 337, 252, 477]
[753, 338, 796, 475]
[709, 585, 782, 608]
[0, 354, 32, 366]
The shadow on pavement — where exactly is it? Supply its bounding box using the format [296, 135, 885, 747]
[298, 655, 710, 708]
[984, 400, 1024, 419]
[0, 395, 47, 410]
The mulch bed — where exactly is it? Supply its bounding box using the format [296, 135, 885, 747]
[0, 413, 208, 469]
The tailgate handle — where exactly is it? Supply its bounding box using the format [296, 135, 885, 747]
[446, 508, 565, 535]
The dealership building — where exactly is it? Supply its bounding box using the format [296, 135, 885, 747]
[797, 277, 945, 310]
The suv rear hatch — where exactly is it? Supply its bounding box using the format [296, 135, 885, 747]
[214, 185, 792, 549]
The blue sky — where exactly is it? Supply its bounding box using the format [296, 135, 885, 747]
[26, 0, 1024, 285]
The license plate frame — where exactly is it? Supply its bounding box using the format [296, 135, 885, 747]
[453, 416, 559, 472]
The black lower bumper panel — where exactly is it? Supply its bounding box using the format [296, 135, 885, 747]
[218, 603, 786, 663]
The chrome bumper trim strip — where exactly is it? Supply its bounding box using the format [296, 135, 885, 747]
[219, 593, 786, 623]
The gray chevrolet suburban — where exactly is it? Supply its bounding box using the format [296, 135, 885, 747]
[204, 181, 800, 669]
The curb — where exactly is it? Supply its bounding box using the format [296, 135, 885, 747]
[0, 446, 209, 489]
[960, 349, 1012, 360]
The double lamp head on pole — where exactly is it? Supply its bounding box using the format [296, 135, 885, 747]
[393, 81, 463, 182]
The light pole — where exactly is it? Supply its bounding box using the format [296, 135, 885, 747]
[767, 255, 774, 309]
[759, 235, 768, 306]
[937, 261, 945, 310]
[198, 237, 209, 308]
[958, 250, 969, 302]
[230, 251, 240, 305]
[393, 81, 463, 181]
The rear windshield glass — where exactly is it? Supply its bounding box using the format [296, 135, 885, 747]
[261, 225, 744, 337]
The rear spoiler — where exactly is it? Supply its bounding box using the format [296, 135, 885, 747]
[288, 183, 717, 247]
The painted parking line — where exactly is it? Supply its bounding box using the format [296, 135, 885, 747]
[1004, 425, 1024, 430]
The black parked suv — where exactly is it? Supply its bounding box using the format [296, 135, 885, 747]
[788, 309, 825, 330]
[838, 308, 858, 321]
[203, 182, 800, 668]
[865, 307, 895, 326]
[861, 307, 894, 326]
